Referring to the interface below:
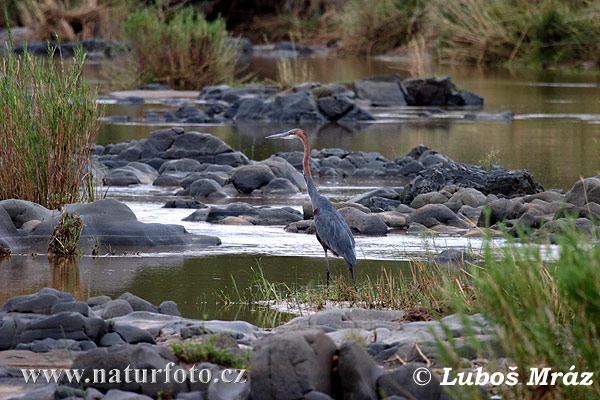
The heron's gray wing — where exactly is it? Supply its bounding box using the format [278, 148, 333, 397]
[313, 200, 356, 267]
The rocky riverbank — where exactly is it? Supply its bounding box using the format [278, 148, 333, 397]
[0, 288, 494, 400]
[88, 126, 600, 240]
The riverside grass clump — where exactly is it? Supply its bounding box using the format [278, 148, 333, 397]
[432, 0, 600, 67]
[434, 228, 600, 399]
[123, 6, 240, 90]
[48, 211, 83, 256]
[0, 26, 100, 210]
[170, 334, 250, 370]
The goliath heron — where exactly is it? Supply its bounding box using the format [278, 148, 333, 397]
[266, 128, 357, 286]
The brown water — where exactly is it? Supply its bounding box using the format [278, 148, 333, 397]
[2, 56, 598, 326]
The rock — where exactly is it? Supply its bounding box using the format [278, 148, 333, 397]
[378, 212, 408, 229]
[0, 199, 53, 229]
[69, 344, 187, 395]
[100, 332, 126, 347]
[260, 178, 299, 195]
[112, 324, 155, 344]
[103, 165, 158, 186]
[264, 90, 326, 122]
[232, 165, 276, 194]
[87, 295, 111, 308]
[174, 104, 210, 123]
[153, 175, 182, 187]
[446, 188, 487, 208]
[377, 363, 452, 400]
[15, 338, 97, 352]
[353, 80, 407, 106]
[159, 158, 203, 174]
[260, 156, 306, 190]
[403, 76, 454, 106]
[15, 312, 106, 345]
[477, 198, 524, 227]
[184, 202, 302, 226]
[158, 301, 181, 317]
[317, 95, 374, 121]
[349, 187, 399, 206]
[410, 191, 451, 209]
[250, 330, 336, 400]
[101, 300, 134, 319]
[51, 301, 90, 317]
[102, 389, 154, 400]
[188, 179, 228, 198]
[148, 127, 182, 151]
[1, 289, 74, 314]
[407, 204, 471, 229]
[0, 316, 16, 350]
[277, 309, 405, 333]
[338, 207, 388, 235]
[401, 146, 543, 204]
[163, 199, 206, 209]
[119, 293, 157, 313]
[163, 132, 234, 162]
[337, 341, 383, 400]
[565, 177, 600, 207]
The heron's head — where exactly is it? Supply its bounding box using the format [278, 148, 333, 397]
[266, 128, 305, 140]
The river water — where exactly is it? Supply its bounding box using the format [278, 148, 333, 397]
[1, 55, 598, 326]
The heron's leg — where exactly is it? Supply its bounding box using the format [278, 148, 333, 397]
[324, 249, 330, 287]
[349, 267, 356, 290]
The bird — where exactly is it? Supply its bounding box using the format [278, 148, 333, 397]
[266, 128, 357, 286]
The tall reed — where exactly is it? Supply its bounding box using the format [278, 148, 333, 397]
[0, 27, 101, 209]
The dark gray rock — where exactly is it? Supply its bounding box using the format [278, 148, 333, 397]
[250, 330, 336, 400]
[188, 179, 228, 198]
[433, 249, 475, 267]
[403, 76, 454, 106]
[407, 204, 471, 229]
[174, 104, 210, 122]
[16, 312, 106, 345]
[377, 363, 457, 400]
[51, 301, 90, 317]
[113, 324, 155, 344]
[350, 187, 400, 206]
[102, 389, 153, 400]
[337, 341, 383, 400]
[158, 301, 181, 317]
[68, 344, 186, 395]
[163, 199, 206, 209]
[101, 300, 134, 319]
[264, 90, 325, 122]
[0, 316, 16, 350]
[260, 156, 306, 190]
[153, 175, 182, 187]
[1, 289, 74, 314]
[103, 165, 157, 186]
[232, 165, 276, 194]
[159, 158, 202, 174]
[163, 132, 233, 161]
[184, 202, 302, 226]
[477, 198, 524, 227]
[86, 295, 111, 308]
[119, 293, 157, 313]
[0, 199, 53, 229]
[15, 338, 97, 352]
[338, 207, 388, 235]
[100, 332, 126, 347]
[565, 177, 600, 207]
[353, 80, 407, 106]
[260, 178, 299, 195]
[148, 127, 182, 151]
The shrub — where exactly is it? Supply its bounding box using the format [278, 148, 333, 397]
[0, 25, 101, 209]
[123, 6, 240, 90]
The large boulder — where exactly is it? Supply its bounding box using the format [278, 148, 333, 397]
[407, 204, 472, 229]
[232, 165, 277, 194]
[183, 202, 302, 226]
[565, 177, 600, 207]
[401, 146, 543, 204]
[263, 90, 326, 122]
[337, 341, 384, 400]
[377, 363, 454, 400]
[403, 76, 454, 106]
[250, 330, 337, 400]
[353, 79, 407, 106]
[338, 207, 388, 235]
[259, 156, 306, 190]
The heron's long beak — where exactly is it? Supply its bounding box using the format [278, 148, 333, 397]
[266, 130, 294, 139]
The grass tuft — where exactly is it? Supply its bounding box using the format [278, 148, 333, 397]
[122, 6, 240, 90]
[48, 211, 83, 256]
[479, 149, 500, 171]
[0, 22, 101, 209]
[170, 333, 250, 370]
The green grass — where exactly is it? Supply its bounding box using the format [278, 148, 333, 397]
[434, 227, 600, 399]
[0, 22, 101, 210]
[478, 149, 500, 171]
[122, 6, 240, 90]
[432, 0, 600, 67]
[48, 211, 83, 256]
[170, 333, 250, 370]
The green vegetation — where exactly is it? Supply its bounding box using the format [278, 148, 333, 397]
[0, 24, 100, 209]
[434, 229, 600, 399]
[170, 333, 250, 370]
[122, 6, 240, 90]
[479, 149, 500, 171]
[335, 0, 428, 56]
[433, 0, 600, 67]
[48, 211, 83, 256]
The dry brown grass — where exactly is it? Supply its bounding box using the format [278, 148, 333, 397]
[272, 56, 315, 90]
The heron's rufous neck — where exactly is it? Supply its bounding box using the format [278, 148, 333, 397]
[298, 131, 312, 177]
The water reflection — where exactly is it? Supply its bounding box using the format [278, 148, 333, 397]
[0, 254, 412, 327]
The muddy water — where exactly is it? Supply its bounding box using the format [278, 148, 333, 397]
[2, 56, 598, 326]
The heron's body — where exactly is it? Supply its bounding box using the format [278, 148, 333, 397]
[266, 128, 357, 285]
